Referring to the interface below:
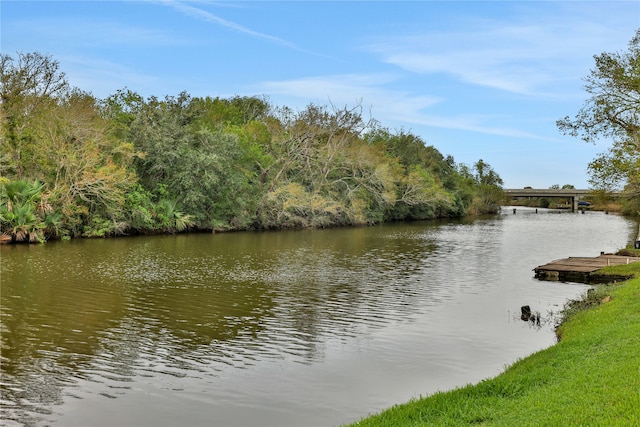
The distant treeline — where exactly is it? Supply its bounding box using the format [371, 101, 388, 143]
[0, 52, 504, 243]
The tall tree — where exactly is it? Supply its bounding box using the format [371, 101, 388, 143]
[1, 52, 69, 178]
[469, 159, 504, 214]
[125, 93, 253, 229]
[40, 90, 138, 235]
[557, 29, 640, 208]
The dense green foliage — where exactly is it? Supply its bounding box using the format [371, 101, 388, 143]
[1, 52, 503, 242]
[348, 262, 640, 426]
[558, 29, 640, 215]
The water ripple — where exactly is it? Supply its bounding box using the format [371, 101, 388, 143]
[1, 213, 636, 426]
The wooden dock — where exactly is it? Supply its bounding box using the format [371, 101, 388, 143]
[534, 254, 640, 283]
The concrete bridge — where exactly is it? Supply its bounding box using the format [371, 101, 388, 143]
[504, 188, 592, 212]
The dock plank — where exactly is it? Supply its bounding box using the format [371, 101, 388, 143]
[534, 255, 640, 282]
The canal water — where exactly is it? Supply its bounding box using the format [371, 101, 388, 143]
[1, 207, 637, 427]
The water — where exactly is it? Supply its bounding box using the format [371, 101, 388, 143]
[1, 207, 637, 426]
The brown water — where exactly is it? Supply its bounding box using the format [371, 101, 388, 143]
[1, 207, 637, 426]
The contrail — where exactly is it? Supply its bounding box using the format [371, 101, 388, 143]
[158, 0, 299, 49]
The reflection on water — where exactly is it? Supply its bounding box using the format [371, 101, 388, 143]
[1, 208, 637, 426]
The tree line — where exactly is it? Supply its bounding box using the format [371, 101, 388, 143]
[1, 52, 506, 242]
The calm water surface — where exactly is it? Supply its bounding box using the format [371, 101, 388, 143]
[1, 207, 637, 426]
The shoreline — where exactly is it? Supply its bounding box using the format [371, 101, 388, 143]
[347, 247, 640, 426]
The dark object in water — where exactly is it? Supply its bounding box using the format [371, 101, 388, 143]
[521, 305, 541, 325]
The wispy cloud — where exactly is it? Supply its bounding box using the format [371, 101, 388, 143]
[258, 73, 433, 106]
[397, 111, 558, 141]
[364, 14, 625, 97]
[254, 73, 554, 141]
[59, 55, 164, 97]
[157, 0, 300, 50]
[10, 16, 185, 47]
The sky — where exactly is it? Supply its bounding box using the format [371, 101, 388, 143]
[1, 1, 639, 189]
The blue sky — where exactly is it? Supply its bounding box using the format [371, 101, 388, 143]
[2, 1, 639, 189]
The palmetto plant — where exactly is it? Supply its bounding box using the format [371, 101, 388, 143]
[0, 179, 61, 242]
[155, 198, 193, 233]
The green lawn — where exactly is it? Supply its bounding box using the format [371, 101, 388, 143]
[348, 262, 640, 426]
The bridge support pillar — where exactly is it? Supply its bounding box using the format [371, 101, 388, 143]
[572, 196, 578, 212]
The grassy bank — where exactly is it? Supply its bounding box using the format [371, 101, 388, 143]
[348, 261, 640, 426]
